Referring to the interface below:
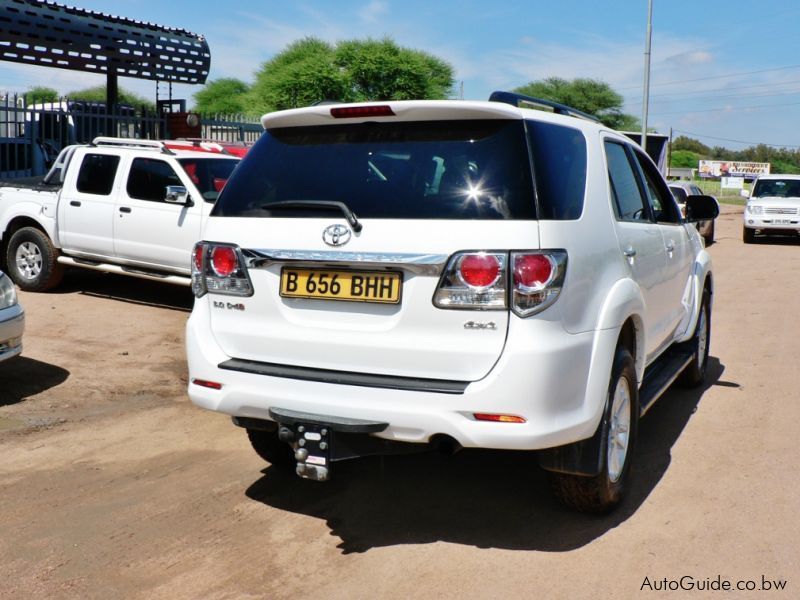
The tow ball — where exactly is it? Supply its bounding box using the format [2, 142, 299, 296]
[278, 423, 331, 481]
[269, 407, 390, 482]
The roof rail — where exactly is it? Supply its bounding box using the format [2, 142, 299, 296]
[91, 137, 175, 155]
[488, 91, 600, 123]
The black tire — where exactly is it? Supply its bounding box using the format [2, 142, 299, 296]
[742, 226, 755, 244]
[246, 428, 295, 470]
[679, 288, 711, 387]
[549, 346, 639, 513]
[5, 226, 64, 291]
[703, 221, 715, 246]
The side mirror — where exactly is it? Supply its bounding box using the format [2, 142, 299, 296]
[685, 195, 719, 222]
[165, 185, 192, 206]
[740, 189, 750, 199]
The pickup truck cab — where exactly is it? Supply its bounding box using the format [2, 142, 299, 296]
[0, 137, 240, 291]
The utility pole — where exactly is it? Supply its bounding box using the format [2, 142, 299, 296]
[641, 0, 653, 153]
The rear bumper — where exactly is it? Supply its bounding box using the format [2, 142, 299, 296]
[186, 300, 617, 451]
[0, 304, 24, 362]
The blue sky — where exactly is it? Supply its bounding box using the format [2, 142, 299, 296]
[3, 0, 800, 150]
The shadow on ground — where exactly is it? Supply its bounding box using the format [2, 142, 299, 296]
[246, 358, 727, 553]
[53, 270, 193, 312]
[0, 356, 70, 406]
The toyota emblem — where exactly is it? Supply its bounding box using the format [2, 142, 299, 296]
[322, 224, 352, 246]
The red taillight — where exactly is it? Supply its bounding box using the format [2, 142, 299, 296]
[513, 254, 554, 291]
[458, 254, 501, 288]
[211, 246, 237, 277]
[474, 413, 526, 424]
[331, 105, 395, 118]
[193, 245, 205, 271]
[192, 378, 222, 390]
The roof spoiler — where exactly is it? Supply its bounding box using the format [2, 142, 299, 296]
[488, 91, 600, 123]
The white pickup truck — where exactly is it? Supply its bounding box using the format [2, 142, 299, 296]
[0, 137, 240, 291]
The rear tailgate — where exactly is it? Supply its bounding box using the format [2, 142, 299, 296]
[203, 218, 540, 382]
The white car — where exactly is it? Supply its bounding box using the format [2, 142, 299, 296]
[742, 174, 800, 243]
[0, 270, 24, 363]
[186, 92, 718, 512]
[669, 181, 718, 245]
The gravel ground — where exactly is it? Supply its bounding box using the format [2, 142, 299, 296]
[1, 205, 797, 599]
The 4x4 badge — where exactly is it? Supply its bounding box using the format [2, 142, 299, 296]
[322, 224, 352, 246]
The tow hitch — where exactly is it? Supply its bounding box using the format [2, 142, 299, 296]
[269, 408, 389, 482]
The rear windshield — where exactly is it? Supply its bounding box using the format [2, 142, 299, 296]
[213, 120, 536, 219]
[752, 178, 800, 198]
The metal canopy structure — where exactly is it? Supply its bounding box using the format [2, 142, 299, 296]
[0, 0, 210, 107]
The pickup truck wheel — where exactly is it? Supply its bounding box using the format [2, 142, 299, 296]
[246, 428, 295, 470]
[742, 226, 755, 244]
[548, 347, 639, 513]
[679, 289, 711, 387]
[704, 221, 715, 246]
[6, 227, 64, 292]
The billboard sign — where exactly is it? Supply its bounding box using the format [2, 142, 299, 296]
[698, 160, 770, 179]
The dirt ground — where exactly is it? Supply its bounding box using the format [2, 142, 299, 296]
[1, 206, 797, 599]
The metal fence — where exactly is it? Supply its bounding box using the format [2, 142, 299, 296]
[1, 93, 262, 179]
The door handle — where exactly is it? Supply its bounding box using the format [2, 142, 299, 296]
[665, 241, 675, 254]
[70, 200, 81, 207]
[623, 246, 636, 258]
[119, 207, 132, 214]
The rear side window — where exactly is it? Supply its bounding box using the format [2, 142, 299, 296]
[527, 121, 587, 219]
[127, 158, 182, 202]
[76, 153, 120, 196]
[214, 120, 536, 220]
[605, 142, 648, 222]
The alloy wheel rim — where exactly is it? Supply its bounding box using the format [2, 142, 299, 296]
[607, 376, 631, 483]
[15, 241, 43, 280]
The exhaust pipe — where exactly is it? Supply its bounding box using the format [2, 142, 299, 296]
[431, 434, 462, 456]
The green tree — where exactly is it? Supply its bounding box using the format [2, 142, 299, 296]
[334, 38, 453, 101]
[513, 77, 640, 130]
[193, 78, 253, 115]
[67, 85, 155, 112]
[672, 136, 710, 155]
[249, 36, 454, 113]
[670, 150, 701, 169]
[26, 86, 59, 104]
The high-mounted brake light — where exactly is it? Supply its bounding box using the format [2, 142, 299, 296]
[331, 105, 395, 119]
[191, 242, 253, 298]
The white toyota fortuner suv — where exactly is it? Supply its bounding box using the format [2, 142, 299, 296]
[187, 92, 719, 512]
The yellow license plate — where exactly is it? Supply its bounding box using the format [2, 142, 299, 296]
[280, 268, 402, 304]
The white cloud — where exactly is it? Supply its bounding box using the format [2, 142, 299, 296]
[360, 1, 389, 24]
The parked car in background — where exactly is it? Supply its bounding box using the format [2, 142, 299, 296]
[186, 91, 719, 513]
[669, 181, 718, 245]
[0, 137, 240, 291]
[741, 174, 800, 243]
[0, 269, 24, 363]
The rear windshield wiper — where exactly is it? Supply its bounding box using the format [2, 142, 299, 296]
[263, 200, 363, 232]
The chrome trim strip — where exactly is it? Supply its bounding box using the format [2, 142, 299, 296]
[242, 249, 449, 275]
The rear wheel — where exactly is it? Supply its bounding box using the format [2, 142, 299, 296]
[549, 346, 639, 513]
[703, 221, 715, 246]
[742, 226, 755, 244]
[5, 227, 64, 291]
[246, 428, 295, 470]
